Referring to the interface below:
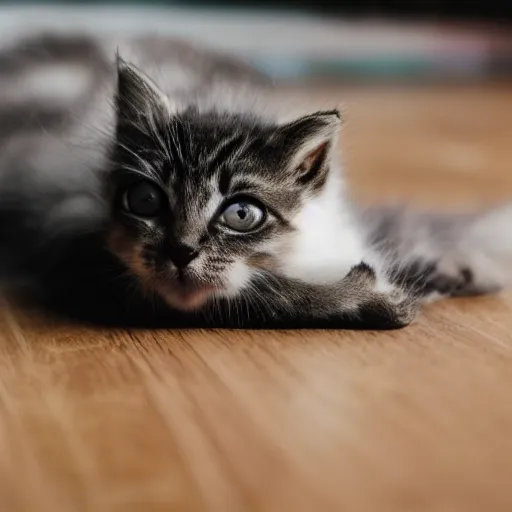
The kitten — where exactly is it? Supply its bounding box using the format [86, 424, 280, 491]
[0, 33, 511, 329]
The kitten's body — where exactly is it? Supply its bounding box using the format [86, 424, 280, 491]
[0, 33, 510, 329]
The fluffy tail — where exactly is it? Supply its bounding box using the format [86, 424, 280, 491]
[362, 203, 512, 300]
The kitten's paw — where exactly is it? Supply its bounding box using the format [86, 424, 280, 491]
[359, 290, 419, 329]
[384, 289, 420, 326]
[424, 264, 500, 298]
[343, 262, 420, 329]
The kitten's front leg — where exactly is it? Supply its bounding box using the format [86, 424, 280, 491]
[238, 262, 420, 330]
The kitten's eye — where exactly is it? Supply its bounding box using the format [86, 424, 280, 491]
[123, 180, 165, 218]
[219, 201, 265, 232]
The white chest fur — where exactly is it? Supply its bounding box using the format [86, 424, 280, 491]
[280, 168, 367, 285]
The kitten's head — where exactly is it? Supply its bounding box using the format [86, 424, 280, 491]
[105, 58, 341, 311]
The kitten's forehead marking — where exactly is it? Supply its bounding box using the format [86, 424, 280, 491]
[169, 177, 224, 242]
[205, 178, 225, 219]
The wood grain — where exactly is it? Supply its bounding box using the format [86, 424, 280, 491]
[2, 83, 512, 512]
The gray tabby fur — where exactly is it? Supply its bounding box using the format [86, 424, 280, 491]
[0, 32, 510, 329]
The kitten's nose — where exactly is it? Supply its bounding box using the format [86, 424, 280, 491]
[167, 242, 199, 269]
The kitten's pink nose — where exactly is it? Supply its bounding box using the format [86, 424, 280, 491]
[168, 243, 199, 269]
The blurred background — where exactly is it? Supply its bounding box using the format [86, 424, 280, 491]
[0, 1, 511, 84]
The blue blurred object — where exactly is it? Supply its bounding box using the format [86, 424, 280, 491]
[0, 4, 510, 82]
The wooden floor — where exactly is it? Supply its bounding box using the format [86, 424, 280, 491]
[2, 83, 512, 512]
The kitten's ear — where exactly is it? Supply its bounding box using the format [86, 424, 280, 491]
[115, 55, 172, 126]
[279, 110, 341, 185]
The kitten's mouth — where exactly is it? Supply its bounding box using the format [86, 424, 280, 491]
[157, 278, 219, 311]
